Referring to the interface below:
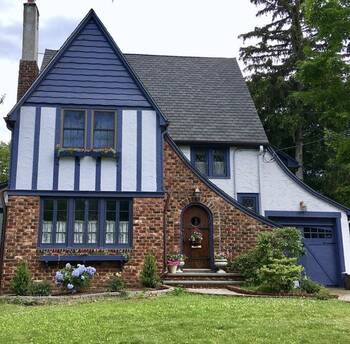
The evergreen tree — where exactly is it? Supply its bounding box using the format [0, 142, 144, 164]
[240, 0, 314, 179]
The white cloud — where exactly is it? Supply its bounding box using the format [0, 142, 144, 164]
[0, 0, 269, 143]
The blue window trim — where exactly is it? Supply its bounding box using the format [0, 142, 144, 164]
[38, 198, 133, 249]
[190, 146, 230, 179]
[237, 193, 260, 214]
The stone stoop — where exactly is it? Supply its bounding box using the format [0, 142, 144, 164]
[162, 269, 244, 288]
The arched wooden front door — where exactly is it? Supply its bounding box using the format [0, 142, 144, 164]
[182, 205, 211, 269]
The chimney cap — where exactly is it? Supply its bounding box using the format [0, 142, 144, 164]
[27, 0, 36, 3]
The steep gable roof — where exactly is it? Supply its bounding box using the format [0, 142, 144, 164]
[42, 51, 268, 145]
[7, 10, 167, 124]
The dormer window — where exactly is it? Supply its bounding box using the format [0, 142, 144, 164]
[62, 110, 86, 148]
[93, 111, 115, 148]
[191, 147, 230, 178]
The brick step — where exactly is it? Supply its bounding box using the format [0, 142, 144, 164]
[163, 280, 242, 288]
[165, 272, 243, 280]
[183, 269, 212, 273]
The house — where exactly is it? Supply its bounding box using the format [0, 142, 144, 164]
[1, 1, 349, 292]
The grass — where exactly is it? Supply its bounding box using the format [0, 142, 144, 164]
[0, 293, 350, 343]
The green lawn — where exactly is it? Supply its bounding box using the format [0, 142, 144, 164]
[0, 293, 349, 343]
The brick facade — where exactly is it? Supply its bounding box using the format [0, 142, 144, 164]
[17, 60, 39, 101]
[0, 137, 273, 294]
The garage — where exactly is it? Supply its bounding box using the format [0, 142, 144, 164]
[265, 211, 344, 286]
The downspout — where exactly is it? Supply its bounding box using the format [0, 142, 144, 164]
[0, 188, 8, 293]
[257, 145, 264, 215]
[163, 191, 170, 272]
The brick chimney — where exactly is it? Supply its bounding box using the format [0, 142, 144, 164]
[17, 0, 39, 101]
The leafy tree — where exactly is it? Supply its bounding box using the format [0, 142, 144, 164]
[0, 141, 10, 183]
[296, 0, 350, 205]
[140, 252, 160, 288]
[240, 0, 316, 179]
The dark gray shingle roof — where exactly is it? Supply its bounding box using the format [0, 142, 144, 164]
[41, 50, 268, 144]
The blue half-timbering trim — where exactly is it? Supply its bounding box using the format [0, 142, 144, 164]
[8, 190, 164, 198]
[136, 110, 142, 192]
[31, 107, 41, 190]
[166, 135, 277, 227]
[86, 109, 93, 147]
[267, 146, 350, 215]
[74, 157, 80, 191]
[9, 110, 20, 190]
[53, 108, 61, 190]
[265, 210, 345, 285]
[116, 109, 122, 191]
[95, 157, 101, 191]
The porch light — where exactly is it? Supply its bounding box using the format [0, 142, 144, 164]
[193, 188, 201, 202]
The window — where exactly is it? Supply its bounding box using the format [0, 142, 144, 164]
[62, 110, 86, 148]
[93, 111, 115, 148]
[237, 193, 259, 214]
[303, 227, 333, 239]
[191, 147, 229, 178]
[73, 199, 98, 245]
[41, 199, 68, 245]
[105, 200, 130, 246]
[40, 198, 131, 248]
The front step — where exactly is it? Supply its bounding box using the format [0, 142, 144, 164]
[164, 280, 242, 288]
[163, 269, 244, 288]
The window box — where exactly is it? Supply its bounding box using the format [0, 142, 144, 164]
[39, 254, 128, 267]
[55, 146, 118, 159]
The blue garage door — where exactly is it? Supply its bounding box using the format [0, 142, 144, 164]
[299, 225, 339, 286]
[266, 214, 341, 286]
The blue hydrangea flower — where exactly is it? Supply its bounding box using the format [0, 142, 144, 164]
[55, 271, 64, 283]
[67, 283, 74, 290]
[72, 268, 81, 278]
[86, 266, 96, 276]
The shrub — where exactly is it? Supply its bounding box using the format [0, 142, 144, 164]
[10, 262, 31, 296]
[30, 281, 52, 296]
[55, 263, 96, 293]
[229, 227, 304, 285]
[258, 257, 303, 292]
[108, 273, 125, 292]
[140, 252, 160, 288]
[170, 287, 187, 296]
[300, 278, 322, 294]
[315, 287, 332, 300]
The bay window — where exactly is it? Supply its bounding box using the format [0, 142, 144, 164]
[40, 198, 131, 248]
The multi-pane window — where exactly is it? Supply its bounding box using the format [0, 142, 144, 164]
[237, 193, 259, 214]
[63, 110, 85, 148]
[93, 111, 115, 148]
[104, 200, 130, 246]
[192, 147, 229, 178]
[303, 227, 333, 239]
[194, 149, 208, 175]
[73, 200, 98, 245]
[40, 199, 131, 248]
[41, 199, 67, 245]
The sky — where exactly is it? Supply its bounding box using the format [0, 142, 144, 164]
[0, 0, 268, 143]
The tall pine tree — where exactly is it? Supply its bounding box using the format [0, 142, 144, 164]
[240, 0, 315, 179]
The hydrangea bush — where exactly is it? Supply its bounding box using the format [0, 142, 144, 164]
[55, 263, 96, 293]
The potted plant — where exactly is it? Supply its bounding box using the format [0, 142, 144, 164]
[190, 231, 203, 248]
[177, 254, 186, 273]
[167, 254, 180, 274]
[214, 254, 228, 274]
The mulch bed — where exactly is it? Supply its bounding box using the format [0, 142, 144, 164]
[227, 285, 338, 299]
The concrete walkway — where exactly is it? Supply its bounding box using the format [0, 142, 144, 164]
[328, 288, 350, 302]
[186, 288, 244, 296]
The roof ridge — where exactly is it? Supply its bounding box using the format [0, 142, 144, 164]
[125, 53, 237, 60]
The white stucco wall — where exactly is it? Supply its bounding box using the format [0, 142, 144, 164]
[100, 158, 117, 191]
[79, 157, 96, 191]
[16, 106, 36, 190]
[37, 107, 56, 190]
